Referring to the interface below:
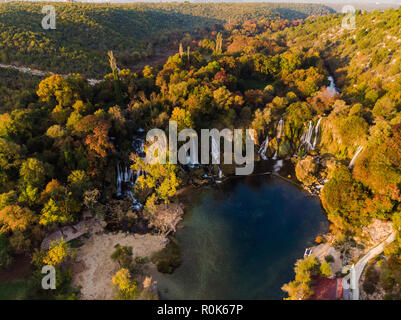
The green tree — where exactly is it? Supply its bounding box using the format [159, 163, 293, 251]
[19, 158, 47, 189]
[320, 261, 332, 277]
[111, 245, 133, 268]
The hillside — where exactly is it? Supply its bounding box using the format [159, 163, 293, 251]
[276, 8, 401, 300]
[0, 2, 333, 76]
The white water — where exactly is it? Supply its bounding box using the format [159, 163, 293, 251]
[115, 136, 146, 210]
[116, 164, 123, 197]
[277, 118, 284, 140]
[215, 165, 223, 183]
[211, 136, 220, 164]
[187, 138, 200, 168]
[133, 138, 145, 157]
[273, 160, 283, 173]
[327, 76, 339, 97]
[258, 135, 269, 160]
[349, 146, 364, 169]
[312, 118, 322, 149]
[301, 121, 314, 151]
[211, 136, 223, 183]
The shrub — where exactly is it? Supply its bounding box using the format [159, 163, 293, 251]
[111, 245, 133, 268]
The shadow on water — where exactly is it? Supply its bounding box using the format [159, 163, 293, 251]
[156, 160, 328, 300]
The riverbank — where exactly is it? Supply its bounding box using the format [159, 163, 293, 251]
[71, 229, 167, 300]
[152, 167, 329, 299]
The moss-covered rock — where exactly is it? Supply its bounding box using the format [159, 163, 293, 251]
[295, 155, 318, 185]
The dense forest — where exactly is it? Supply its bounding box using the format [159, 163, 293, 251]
[0, 3, 400, 300]
[0, 2, 333, 76]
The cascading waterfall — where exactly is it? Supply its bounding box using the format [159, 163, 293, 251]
[217, 166, 223, 179]
[349, 146, 363, 169]
[277, 118, 284, 140]
[258, 134, 269, 160]
[300, 121, 314, 152]
[211, 136, 223, 182]
[187, 138, 200, 168]
[115, 136, 146, 210]
[133, 137, 145, 158]
[305, 121, 314, 151]
[186, 150, 191, 166]
[116, 164, 122, 197]
[273, 118, 284, 160]
[327, 76, 339, 97]
[273, 160, 283, 173]
[124, 167, 129, 182]
[129, 167, 143, 210]
[211, 136, 220, 163]
[312, 118, 322, 150]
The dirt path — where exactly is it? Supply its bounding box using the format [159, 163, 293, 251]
[71, 232, 167, 300]
[0, 63, 101, 85]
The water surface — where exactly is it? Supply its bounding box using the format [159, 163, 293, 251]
[157, 174, 328, 299]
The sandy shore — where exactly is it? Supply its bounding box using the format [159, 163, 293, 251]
[71, 231, 167, 300]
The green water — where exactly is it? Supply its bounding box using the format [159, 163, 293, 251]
[157, 174, 328, 299]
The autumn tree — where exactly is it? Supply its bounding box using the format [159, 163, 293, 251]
[74, 115, 114, 158]
[170, 107, 194, 131]
[132, 157, 180, 206]
[0, 205, 35, 233]
[281, 255, 319, 300]
[112, 268, 139, 300]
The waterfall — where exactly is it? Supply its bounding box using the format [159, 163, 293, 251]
[128, 168, 133, 186]
[124, 166, 128, 182]
[133, 137, 145, 158]
[186, 150, 191, 166]
[277, 118, 284, 140]
[215, 165, 223, 183]
[127, 168, 144, 210]
[116, 164, 122, 197]
[299, 121, 314, 152]
[349, 146, 363, 169]
[258, 134, 269, 160]
[211, 136, 224, 182]
[306, 121, 314, 150]
[327, 76, 339, 97]
[187, 138, 200, 168]
[114, 136, 146, 209]
[218, 166, 223, 179]
[211, 136, 220, 163]
[127, 190, 143, 210]
[271, 118, 285, 160]
[273, 160, 283, 173]
[312, 118, 322, 149]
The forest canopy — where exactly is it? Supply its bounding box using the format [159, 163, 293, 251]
[0, 2, 333, 76]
